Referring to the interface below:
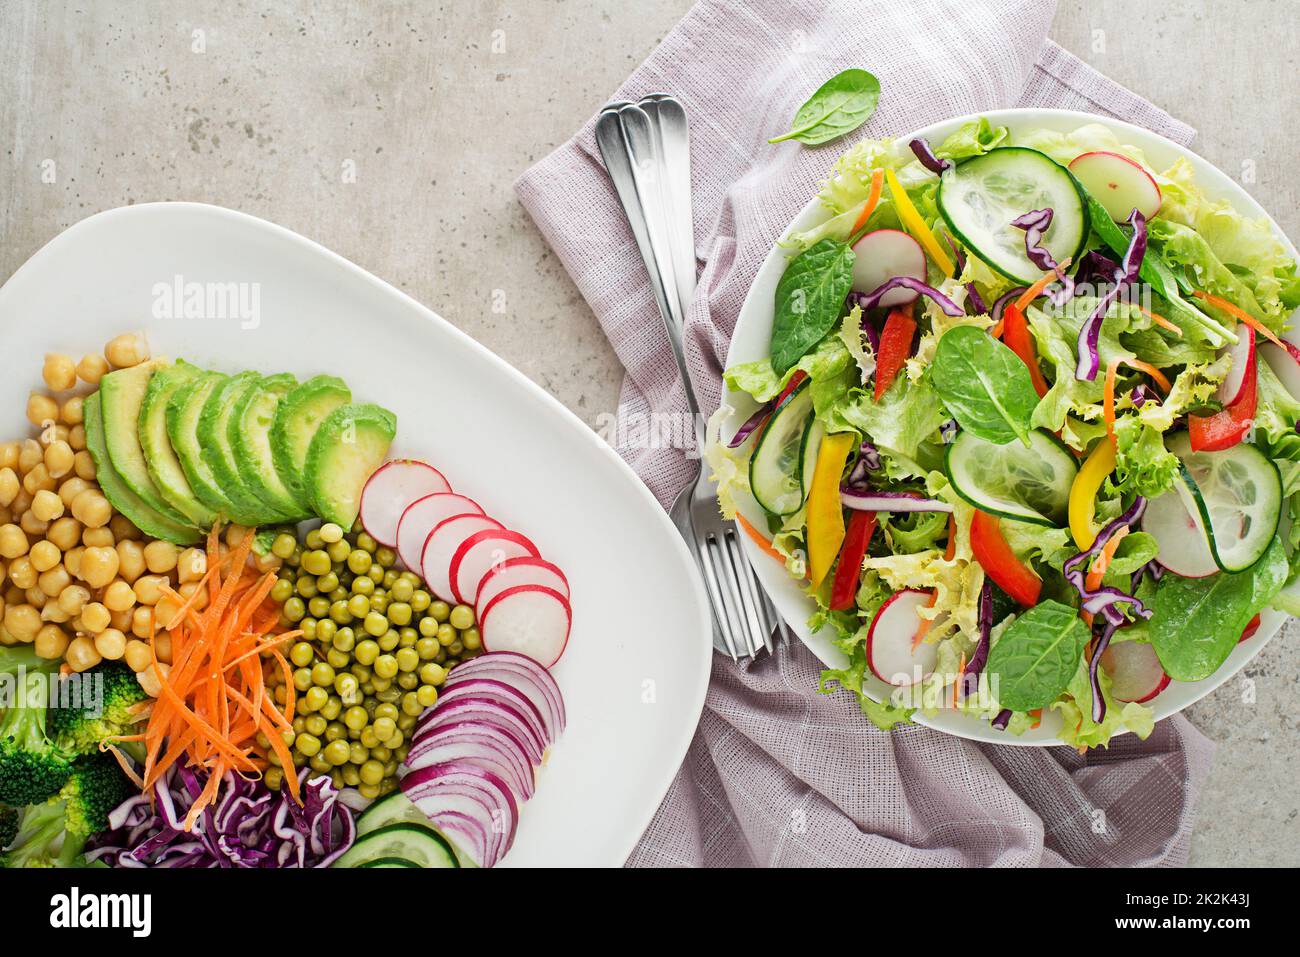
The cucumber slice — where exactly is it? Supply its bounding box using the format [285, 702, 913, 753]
[331, 822, 458, 869]
[748, 380, 814, 515]
[359, 857, 420, 868]
[799, 419, 824, 503]
[356, 790, 434, 837]
[1166, 433, 1281, 573]
[945, 428, 1078, 527]
[937, 147, 1089, 285]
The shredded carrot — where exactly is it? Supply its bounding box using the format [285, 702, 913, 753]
[953, 653, 966, 709]
[1103, 357, 1121, 445]
[1193, 290, 1286, 349]
[1015, 260, 1073, 312]
[1139, 305, 1182, 337]
[849, 169, 885, 235]
[1124, 358, 1172, 394]
[1086, 527, 1130, 593]
[140, 525, 302, 827]
[735, 512, 787, 567]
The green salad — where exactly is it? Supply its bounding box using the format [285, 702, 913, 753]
[707, 117, 1300, 748]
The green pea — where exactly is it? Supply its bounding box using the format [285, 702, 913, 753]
[359, 726, 380, 749]
[356, 532, 378, 553]
[332, 629, 355, 653]
[304, 686, 329, 712]
[301, 549, 332, 576]
[293, 667, 314, 692]
[327, 539, 351, 563]
[448, 640, 464, 656]
[329, 600, 353, 625]
[325, 721, 347, 743]
[296, 733, 322, 757]
[393, 647, 419, 673]
[323, 739, 351, 766]
[351, 573, 374, 595]
[359, 759, 385, 786]
[371, 677, 392, 694]
[304, 529, 325, 550]
[290, 641, 315, 668]
[347, 549, 373, 575]
[319, 522, 344, 544]
[410, 590, 431, 613]
[305, 714, 327, 736]
[416, 684, 439, 708]
[326, 649, 350, 671]
[282, 596, 306, 621]
[320, 696, 342, 721]
[270, 533, 298, 559]
[367, 565, 385, 584]
[304, 596, 327, 619]
[347, 594, 370, 618]
[316, 571, 339, 594]
[418, 662, 446, 686]
[364, 611, 389, 637]
[350, 663, 372, 683]
[371, 594, 390, 614]
[315, 618, 337, 644]
[370, 744, 393, 763]
[416, 637, 439, 660]
[401, 692, 423, 716]
[436, 623, 456, 647]
[342, 764, 361, 787]
[386, 601, 411, 626]
[418, 617, 438, 638]
[397, 713, 418, 732]
[311, 662, 336, 687]
[462, 627, 482, 651]
[373, 654, 399, 679]
[376, 547, 397, 568]
[349, 742, 370, 765]
[271, 578, 294, 603]
[295, 576, 319, 598]
[354, 639, 379, 666]
[449, 604, 475, 630]
[377, 631, 399, 652]
[335, 673, 359, 700]
[396, 673, 418, 691]
[299, 618, 318, 641]
[390, 579, 414, 603]
[428, 600, 451, 623]
[398, 626, 418, 648]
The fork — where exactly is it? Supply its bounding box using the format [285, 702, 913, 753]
[595, 95, 779, 661]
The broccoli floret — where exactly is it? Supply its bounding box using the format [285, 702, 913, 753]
[0, 753, 134, 868]
[0, 804, 18, 850]
[0, 648, 72, 806]
[46, 662, 150, 762]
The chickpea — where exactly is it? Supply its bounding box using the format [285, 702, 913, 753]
[24, 586, 46, 609]
[153, 631, 173, 664]
[79, 545, 119, 588]
[65, 635, 102, 672]
[76, 353, 110, 385]
[80, 601, 110, 633]
[123, 639, 152, 672]
[176, 547, 207, 583]
[73, 450, 96, 481]
[105, 333, 150, 368]
[63, 545, 83, 578]
[57, 477, 92, 509]
[153, 593, 181, 629]
[0, 442, 16, 471]
[40, 601, 70, 624]
[22, 463, 55, 496]
[130, 606, 154, 639]
[34, 623, 70, 660]
[0, 469, 17, 508]
[10, 489, 31, 516]
[0, 524, 28, 559]
[19, 511, 48, 539]
[71, 489, 111, 528]
[42, 353, 77, 391]
[67, 424, 86, 451]
[26, 392, 59, 429]
[28, 540, 61, 573]
[60, 394, 84, 426]
[109, 514, 140, 542]
[177, 580, 207, 612]
[37, 565, 70, 598]
[8, 557, 36, 590]
[116, 539, 146, 583]
[133, 573, 167, 606]
[57, 584, 89, 616]
[94, 627, 127, 660]
[103, 580, 136, 612]
[143, 540, 179, 574]
[82, 526, 114, 548]
[4, 603, 41, 641]
[136, 662, 169, 697]
[46, 517, 82, 551]
[18, 439, 43, 474]
[0, 506, 10, 527]
[43, 441, 74, 480]
[30, 489, 64, 523]
[109, 605, 133, 632]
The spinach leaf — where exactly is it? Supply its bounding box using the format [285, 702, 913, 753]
[931, 325, 1039, 446]
[1149, 535, 1288, 681]
[769, 239, 855, 376]
[986, 600, 1091, 711]
[768, 69, 880, 146]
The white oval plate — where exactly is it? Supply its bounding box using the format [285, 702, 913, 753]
[723, 108, 1296, 746]
[0, 202, 712, 864]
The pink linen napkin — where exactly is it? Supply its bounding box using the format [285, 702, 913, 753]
[516, 0, 1213, 866]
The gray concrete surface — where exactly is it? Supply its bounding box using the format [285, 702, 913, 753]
[1, 0, 1295, 866]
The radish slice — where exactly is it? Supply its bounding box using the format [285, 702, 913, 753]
[1217, 324, 1256, 407]
[404, 721, 537, 801]
[413, 696, 545, 764]
[851, 229, 926, 306]
[1067, 150, 1162, 221]
[449, 530, 539, 606]
[479, 585, 572, 669]
[867, 589, 939, 686]
[476, 557, 570, 621]
[414, 678, 552, 748]
[396, 492, 483, 571]
[1262, 340, 1300, 404]
[359, 460, 452, 547]
[1142, 483, 1218, 578]
[1099, 640, 1169, 703]
[401, 763, 518, 868]
[420, 514, 502, 600]
[445, 650, 566, 734]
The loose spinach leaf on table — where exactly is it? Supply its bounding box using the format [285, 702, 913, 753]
[931, 325, 1040, 446]
[1149, 535, 1288, 681]
[769, 238, 855, 376]
[986, 600, 1091, 711]
[768, 69, 880, 146]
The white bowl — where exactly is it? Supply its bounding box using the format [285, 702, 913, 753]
[723, 108, 1296, 746]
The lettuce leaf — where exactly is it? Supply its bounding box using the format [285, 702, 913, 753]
[831, 369, 948, 479]
[935, 117, 1007, 161]
[1051, 659, 1156, 750]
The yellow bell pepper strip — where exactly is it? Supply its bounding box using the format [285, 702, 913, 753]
[884, 168, 955, 277]
[1069, 439, 1117, 551]
[805, 432, 857, 588]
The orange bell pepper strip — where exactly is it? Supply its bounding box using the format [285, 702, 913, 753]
[805, 432, 858, 589]
[874, 306, 917, 400]
[970, 510, 1041, 607]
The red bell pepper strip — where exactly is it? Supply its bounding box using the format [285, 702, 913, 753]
[1239, 613, 1261, 643]
[829, 510, 878, 610]
[1190, 327, 1257, 451]
[775, 369, 808, 406]
[970, 510, 1041, 607]
[999, 302, 1050, 399]
[874, 306, 916, 400]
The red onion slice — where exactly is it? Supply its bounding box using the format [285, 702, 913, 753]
[405, 720, 537, 801]
[412, 697, 546, 764]
[423, 677, 552, 747]
[402, 763, 519, 868]
[446, 651, 566, 734]
[839, 489, 953, 513]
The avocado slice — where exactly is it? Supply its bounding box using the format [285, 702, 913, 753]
[232, 373, 310, 521]
[99, 360, 199, 530]
[304, 403, 397, 529]
[167, 373, 260, 526]
[139, 359, 220, 529]
[271, 375, 351, 512]
[83, 392, 201, 545]
[198, 371, 288, 525]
